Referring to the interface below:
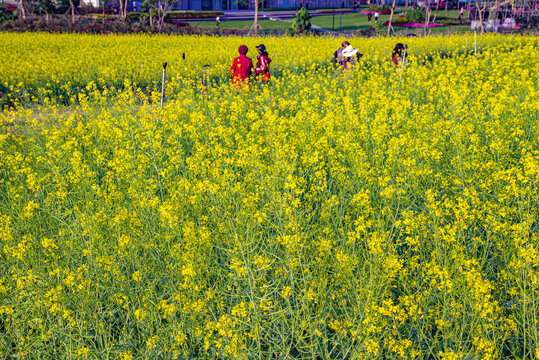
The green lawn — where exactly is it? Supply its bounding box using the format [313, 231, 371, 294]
[311, 12, 389, 31]
[186, 19, 292, 30]
[186, 9, 469, 33]
[311, 9, 470, 33]
[311, 9, 462, 29]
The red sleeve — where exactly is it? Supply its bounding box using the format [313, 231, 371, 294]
[230, 58, 237, 74]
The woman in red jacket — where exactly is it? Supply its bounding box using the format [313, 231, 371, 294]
[230, 45, 254, 88]
[255, 44, 272, 85]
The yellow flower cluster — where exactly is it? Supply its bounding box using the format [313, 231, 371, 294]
[0, 32, 538, 359]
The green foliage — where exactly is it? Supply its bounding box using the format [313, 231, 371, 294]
[130, 10, 224, 21]
[37, 0, 56, 15]
[1, 33, 539, 360]
[368, 5, 389, 11]
[292, 7, 311, 32]
[85, 13, 118, 20]
[165, 11, 223, 20]
[140, 0, 159, 17]
[406, 7, 426, 22]
[128, 12, 144, 21]
[519, 16, 539, 29]
[394, 14, 409, 23]
[54, 0, 80, 13]
[0, 11, 15, 23]
[371, 20, 386, 35]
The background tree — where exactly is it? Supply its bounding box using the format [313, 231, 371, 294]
[427, 0, 441, 35]
[236, 0, 262, 35]
[252, 0, 262, 35]
[141, 0, 157, 28]
[292, 6, 311, 32]
[141, 0, 174, 31]
[68, 0, 75, 23]
[423, 0, 440, 36]
[17, 0, 26, 20]
[475, 0, 488, 34]
[56, 0, 80, 23]
[37, 0, 55, 22]
[118, 0, 128, 21]
[387, 0, 396, 35]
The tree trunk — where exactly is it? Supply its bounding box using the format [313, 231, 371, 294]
[476, 0, 485, 34]
[387, 0, 396, 36]
[158, 3, 164, 31]
[119, 0, 124, 21]
[424, 0, 431, 36]
[124, 0, 129, 20]
[493, 0, 499, 30]
[119, 0, 129, 21]
[254, 0, 259, 35]
[428, 0, 440, 35]
[69, 0, 75, 23]
[18, 0, 26, 20]
[156, 1, 172, 32]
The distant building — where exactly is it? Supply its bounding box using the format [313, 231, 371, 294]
[86, 0, 402, 11]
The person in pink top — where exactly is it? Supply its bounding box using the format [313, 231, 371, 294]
[230, 45, 254, 87]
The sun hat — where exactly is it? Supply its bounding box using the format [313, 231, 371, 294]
[342, 45, 358, 57]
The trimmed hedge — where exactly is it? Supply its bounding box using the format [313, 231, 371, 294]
[79, 6, 116, 15]
[128, 11, 223, 22]
[0, 17, 296, 35]
[166, 11, 223, 20]
[85, 14, 119, 20]
[315, 8, 353, 14]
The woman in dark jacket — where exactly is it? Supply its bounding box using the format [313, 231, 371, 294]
[392, 43, 407, 68]
[255, 44, 272, 83]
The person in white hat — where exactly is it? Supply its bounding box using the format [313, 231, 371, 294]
[341, 44, 362, 70]
[333, 41, 363, 69]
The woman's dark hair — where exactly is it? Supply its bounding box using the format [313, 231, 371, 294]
[257, 44, 269, 57]
[392, 43, 406, 58]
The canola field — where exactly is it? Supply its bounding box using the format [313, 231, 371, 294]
[1, 33, 539, 359]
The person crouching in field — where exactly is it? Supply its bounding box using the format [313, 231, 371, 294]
[255, 44, 272, 87]
[333, 41, 362, 69]
[230, 45, 254, 89]
[333, 41, 348, 68]
[342, 44, 361, 70]
[392, 43, 407, 68]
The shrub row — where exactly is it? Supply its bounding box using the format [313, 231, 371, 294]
[315, 8, 354, 14]
[127, 11, 223, 22]
[0, 17, 297, 35]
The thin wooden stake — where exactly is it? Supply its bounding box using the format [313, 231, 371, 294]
[398, 45, 407, 90]
[161, 62, 167, 108]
